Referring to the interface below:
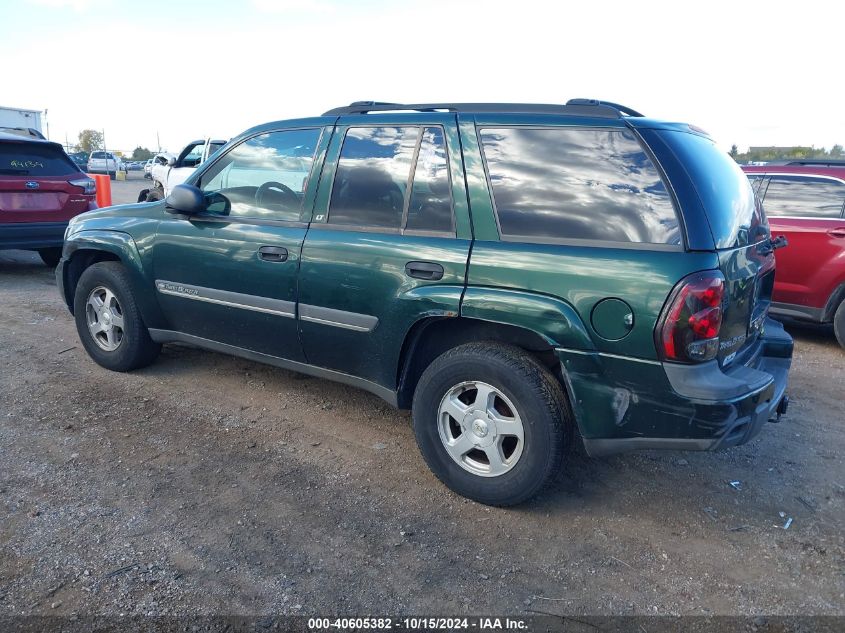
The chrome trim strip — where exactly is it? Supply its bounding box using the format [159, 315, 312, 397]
[155, 280, 295, 318]
[556, 347, 662, 366]
[299, 304, 379, 332]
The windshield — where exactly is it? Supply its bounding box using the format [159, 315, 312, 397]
[658, 130, 768, 249]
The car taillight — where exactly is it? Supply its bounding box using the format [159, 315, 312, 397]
[69, 177, 96, 195]
[657, 271, 725, 363]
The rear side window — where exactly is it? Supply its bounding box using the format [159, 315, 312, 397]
[406, 127, 453, 233]
[328, 126, 454, 233]
[479, 127, 680, 245]
[762, 175, 845, 218]
[0, 142, 78, 176]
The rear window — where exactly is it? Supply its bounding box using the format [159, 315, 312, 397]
[0, 142, 79, 176]
[659, 131, 768, 249]
[479, 127, 681, 245]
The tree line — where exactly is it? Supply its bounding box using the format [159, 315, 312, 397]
[73, 129, 154, 160]
[730, 144, 844, 163]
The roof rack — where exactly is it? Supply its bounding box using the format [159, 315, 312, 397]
[771, 159, 845, 167]
[322, 99, 644, 118]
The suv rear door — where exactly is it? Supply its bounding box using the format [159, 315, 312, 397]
[758, 174, 845, 314]
[297, 113, 471, 390]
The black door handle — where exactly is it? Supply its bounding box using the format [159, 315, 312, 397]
[405, 261, 444, 281]
[258, 246, 288, 262]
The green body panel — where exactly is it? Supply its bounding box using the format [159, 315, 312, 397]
[464, 241, 718, 359]
[558, 351, 704, 440]
[456, 116, 498, 241]
[591, 298, 635, 341]
[151, 214, 306, 361]
[460, 287, 595, 350]
[297, 231, 469, 386]
[63, 206, 165, 326]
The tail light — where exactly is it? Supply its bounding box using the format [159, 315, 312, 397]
[657, 271, 725, 363]
[69, 177, 96, 195]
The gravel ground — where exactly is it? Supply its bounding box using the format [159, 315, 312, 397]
[1, 183, 843, 618]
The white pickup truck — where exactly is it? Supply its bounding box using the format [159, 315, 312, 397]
[139, 137, 227, 202]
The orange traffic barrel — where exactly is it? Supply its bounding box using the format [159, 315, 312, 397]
[89, 174, 112, 208]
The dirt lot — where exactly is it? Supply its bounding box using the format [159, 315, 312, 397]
[1, 178, 843, 617]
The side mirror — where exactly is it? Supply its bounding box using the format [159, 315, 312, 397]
[165, 184, 206, 215]
[166, 155, 176, 167]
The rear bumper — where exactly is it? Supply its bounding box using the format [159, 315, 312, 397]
[0, 221, 68, 250]
[561, 318, 793, 457]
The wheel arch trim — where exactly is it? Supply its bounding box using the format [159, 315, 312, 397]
[60, 230, 163, 326]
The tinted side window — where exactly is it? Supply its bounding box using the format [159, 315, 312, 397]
[199, 128, 321, 222]
[329, 127, 419, 229]
[480, 127, 680, 244]
[406, 127, 453, 232]
[761, 176, 845, 218]
[0, 142, 78, 176]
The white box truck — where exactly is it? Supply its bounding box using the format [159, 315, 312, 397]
[0, 106, 44, 138]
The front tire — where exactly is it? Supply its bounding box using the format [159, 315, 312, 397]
[73, 261, 160, 371]
[412, 342, 571, 506]
[145, 187, 164, 202]
[37, 247, 62, 267]
[834, 299, 845, 350]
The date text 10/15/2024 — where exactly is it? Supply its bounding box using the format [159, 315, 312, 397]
[308, 617, 529, 630]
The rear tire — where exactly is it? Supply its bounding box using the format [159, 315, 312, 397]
[834, 299, 845, 350]
[412, 342, 571, 506]
[37, 247, 62, 268]
[73, 261, 161, 371]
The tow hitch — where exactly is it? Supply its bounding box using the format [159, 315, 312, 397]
[769, 395, 789, 423]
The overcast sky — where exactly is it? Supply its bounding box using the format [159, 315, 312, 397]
[3, 0, 843, 155]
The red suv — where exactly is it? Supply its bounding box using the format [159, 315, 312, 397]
[0, 131, 97, 266]
[743, 162, 845, 348]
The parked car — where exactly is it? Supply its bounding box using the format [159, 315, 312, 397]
[87, 151, 124, 179]
[143, 158, 154, 179]
[68, 152, 89, 172]
[141, 138, 227, 201]
[742, 162, 845, 349]
[57, 100, 792, 505]
[0, 131, 96, 266]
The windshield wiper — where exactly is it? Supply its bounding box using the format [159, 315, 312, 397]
[0, 168, 29, 175]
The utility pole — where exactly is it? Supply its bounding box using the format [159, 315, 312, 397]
[157, 131, 161, 153]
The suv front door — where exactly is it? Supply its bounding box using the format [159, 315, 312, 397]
[298, 114, 472, 390]
[151, 126, 330, 361]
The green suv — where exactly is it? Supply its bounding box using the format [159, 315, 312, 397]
[57, 100, 793, 505]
